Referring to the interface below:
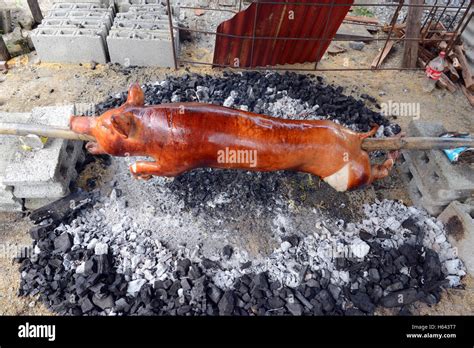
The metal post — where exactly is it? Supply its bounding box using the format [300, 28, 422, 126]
[166, 0, 178, 70]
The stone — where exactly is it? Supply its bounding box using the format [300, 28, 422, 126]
[349, 41, 365, 50]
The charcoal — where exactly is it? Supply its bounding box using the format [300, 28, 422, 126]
[201, 258, 220, 270]
[218, 291, 235, 315]
[399, 244, 418, 265]
[115, 298, 130, 312]
[286, 302, 303, 316]
[251, 273, 269, 291]
[368, 268, 380, 283]
[207, 284, 223, 304]
[350, 292, 375, 314]
[268, 297, 285, 309]
[80, 297, 95, 313]
[92, 294, 114, 310]
[176, 258, 191, 276]
[222, 245, 233, 260]
[345, 308, 365, 316]
[54, 233, 72, 252]
[316, 290, 334, 313]
[423, 249, 442, 282]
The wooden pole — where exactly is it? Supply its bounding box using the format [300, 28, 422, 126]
[0, 36, 10, 61]
[27, 0, 43, 25]
[0, 122, 473, 152]
[0, 123, 95, 141]
[0, 10, 12, 34]
[402, 0, 423, 68]
[362, 137, 474, 151]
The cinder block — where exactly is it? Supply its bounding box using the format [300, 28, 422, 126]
[39, 18, 110, 31]
[45, 10, 114, 28]
[115, 12, 168, 22]
[0, 112, 31, 212]
[399, 159, 445, 216]
[107, 29, 177, 67]
[31, 27, 109, 63]
[400, 120, 474, 215]
[439, 201, 474, 275]
[2, 106, 83, 192]
[117, 0, 165, 12]
[112, 20, 169, 30]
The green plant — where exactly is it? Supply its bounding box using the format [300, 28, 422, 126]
[352, 6, 375, 17]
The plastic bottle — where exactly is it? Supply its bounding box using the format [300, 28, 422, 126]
[423, 51, 447, 92]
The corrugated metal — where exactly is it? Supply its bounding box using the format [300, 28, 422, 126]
[213, 0, 353, 68]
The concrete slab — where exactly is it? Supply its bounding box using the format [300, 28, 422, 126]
[439, 201, 474, 275]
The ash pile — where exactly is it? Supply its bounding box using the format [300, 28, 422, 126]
[17, 72, 465, 316]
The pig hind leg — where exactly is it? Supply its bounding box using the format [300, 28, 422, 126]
[130, 161, 188, 180]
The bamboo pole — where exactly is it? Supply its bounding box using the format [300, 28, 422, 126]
[0, 122, 473, 152]
[0, 123, 95, 141]
[362, 136, 474, 151]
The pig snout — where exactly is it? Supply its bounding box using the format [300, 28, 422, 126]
[70, 116, 96, 136]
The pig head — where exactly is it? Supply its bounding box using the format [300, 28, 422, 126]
[70, 83, 398, 191]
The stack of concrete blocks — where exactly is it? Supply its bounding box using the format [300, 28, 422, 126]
[399, 120, 474, 216]
[0, 105, 90, 212]
[30, 2, 115, 64]
[107, 1, 179, 67]
[438, 200, 474, 276]
[0, 113, 31, 212]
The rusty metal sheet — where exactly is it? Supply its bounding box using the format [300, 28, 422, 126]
[213, 0, 354, 68]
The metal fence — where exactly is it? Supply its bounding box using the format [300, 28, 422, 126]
[165, 0, 473, 72]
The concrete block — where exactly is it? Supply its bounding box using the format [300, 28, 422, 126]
[439, 201, 474, 275]
[24, 198, 58, 211]
[399, 159, 445, 216]
[107, 29, 177, 67]
[115, 12, 168, 22]
[117, 0, 165, 12]
[2, 106, 83, 193]
[31, 27, 109, 63]
[45, 10, 114, 28]
[0, 112, 31, 212]
[112, 19, 169, 30]
[39, 18, 110, 31]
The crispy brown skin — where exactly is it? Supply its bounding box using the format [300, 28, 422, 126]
[70, 83, 396, 191]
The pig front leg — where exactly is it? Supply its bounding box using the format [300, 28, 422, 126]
[368, 150, 399, 183]
[85, 141, 107, 155]
[129, 161, 187, 180]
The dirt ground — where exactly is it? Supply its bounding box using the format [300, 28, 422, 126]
[0, 35, 473, 315]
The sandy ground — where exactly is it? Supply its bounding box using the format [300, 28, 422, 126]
[0, 33, 473, 315]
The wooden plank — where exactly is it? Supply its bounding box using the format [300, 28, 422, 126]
[0, 36, 10, 61]
[402, 0, 424, 68]
[461, 85, 474, 107]
[344, 15, 379, 25]
[371, 39, 395, 68]
[454, 45, 474, 92]
[27, 0, 43, 25]
[437, 73, 457, 93]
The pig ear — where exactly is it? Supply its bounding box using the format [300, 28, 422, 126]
[111, 112, 135, 138]
[126, 83, 145, 107]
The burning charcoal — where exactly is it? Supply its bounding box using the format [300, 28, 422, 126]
[282, 235, 299, 247]
[115, 298, 131, 313]
[54, 233, 72, 252]
[188, 264, 202, 279]
[218, 291, 235, 315]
